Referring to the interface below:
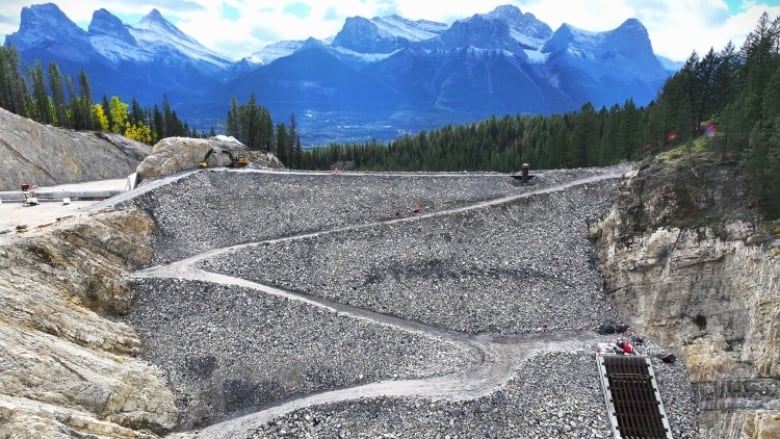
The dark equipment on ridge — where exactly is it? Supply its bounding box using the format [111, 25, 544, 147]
[597, 323, 630, 335]
[511, 163, 535, 184]
[199, 147, 249, 168]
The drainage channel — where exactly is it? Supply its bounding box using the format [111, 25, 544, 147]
[596, 355, 673, 439]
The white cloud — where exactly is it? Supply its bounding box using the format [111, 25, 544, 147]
[1, 0, 779, 61]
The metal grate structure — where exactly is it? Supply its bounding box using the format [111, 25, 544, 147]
[596, 355, 673, 439]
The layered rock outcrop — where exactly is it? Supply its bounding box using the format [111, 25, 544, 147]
[0, 107, 150, 191]
[592, 152, 780, 438]
[0, 209, 178, 438]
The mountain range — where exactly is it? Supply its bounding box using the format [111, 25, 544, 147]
[4, 3, 676, 146]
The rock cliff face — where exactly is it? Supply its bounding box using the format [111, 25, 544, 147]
[0, 107, 151, 191]
[0, 209, 178, 438]
[592, 152, 780, 438]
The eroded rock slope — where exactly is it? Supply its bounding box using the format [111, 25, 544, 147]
[0, 209, 177, 438]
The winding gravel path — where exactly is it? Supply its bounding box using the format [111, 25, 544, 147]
[125, 165, 698, 438]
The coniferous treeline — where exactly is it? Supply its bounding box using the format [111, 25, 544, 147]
[0, 45, 198, 143]
[299, 13, 780, 218]
[223, 96, 309, 167]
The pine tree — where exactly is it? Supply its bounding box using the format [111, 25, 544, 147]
[152, 104, 164, 139]
[162, 94, 175, 137]
[78, 69, 94, 129]
[259, 106, 273, 151]
[570, 103, 598, 167]
[738, 13, 780, 218]
[28, 61, 52, 123]
[288, 113, 299, 166]
[226, 97, 240, 139]
[130, 98, 144, 125]
[0, 46, 29, 115]
[47, 61, 68, 127]
[65, 76, 83, 129]
[275, 123, 290, 165]
[243, 93, 260, 149]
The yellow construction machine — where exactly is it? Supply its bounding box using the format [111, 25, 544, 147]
[199, 147, 249, 168]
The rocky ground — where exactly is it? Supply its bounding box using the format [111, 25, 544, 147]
[118, 165, 700, 439]
[248, 349, 697, 439]
[198, 180, 618, 335]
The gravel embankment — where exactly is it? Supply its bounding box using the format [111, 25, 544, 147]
[249, 353, 611, 438]
[128, 278, 477, 429]
[124, 165, 699, 438]
[124, 167, 624, 265]
[200, 180, 620, 334]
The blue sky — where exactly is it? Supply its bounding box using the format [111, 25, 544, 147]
[1, 1, 779, 61]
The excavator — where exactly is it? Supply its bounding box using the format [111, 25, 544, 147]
[199, 147, 249, 168]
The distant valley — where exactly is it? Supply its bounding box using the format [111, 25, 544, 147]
[4, 3, 678, 146]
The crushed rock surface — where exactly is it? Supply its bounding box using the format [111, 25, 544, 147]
[249, 350, 697, 439]
[127, 279, 476, 429]
[125, 168, 616, 265]
[200, 181, 618, 334]
[121, 166, 698, 438]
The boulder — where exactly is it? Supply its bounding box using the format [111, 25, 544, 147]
[135, 136, 284, 181]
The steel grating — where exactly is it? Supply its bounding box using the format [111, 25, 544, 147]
[596, 355, 673, 439]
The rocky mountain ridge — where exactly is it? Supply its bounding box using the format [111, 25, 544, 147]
[5, 3, 671, 145]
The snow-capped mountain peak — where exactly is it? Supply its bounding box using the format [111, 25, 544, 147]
[332, 16, 399, 53]
[242, 40, 305, 65]
[126, 9, 231, 71]
[5, 3, 94, 63]
[542, 18, 658, 67]
[141, 8, 164, 23]
[483, 5, 552, 50]
[88, 9, 134, 43]
[331, 13, 449, 55]
[372, 15, 448, 42]
[437, 12, 516, 52]
[9, 3, 83, 46]
[131, 9, 207, 51]
[87, 8, 144, 63]
[542, 22, 601, 56]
